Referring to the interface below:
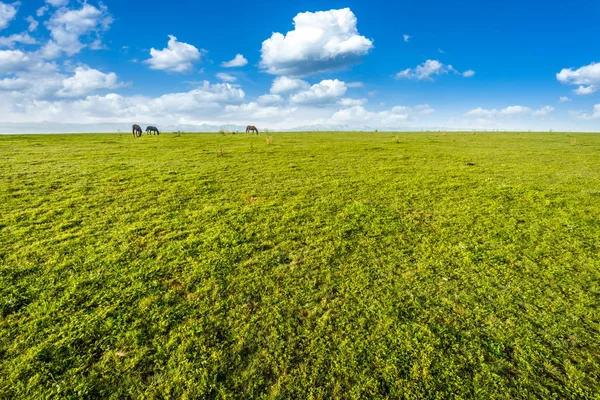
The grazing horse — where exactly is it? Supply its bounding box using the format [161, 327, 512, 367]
[246, 125, 259, 135]
[146, 126, 160, 135]
[132, 124, 143, 137]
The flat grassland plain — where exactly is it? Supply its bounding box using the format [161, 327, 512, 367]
[1, 132, 599, 399]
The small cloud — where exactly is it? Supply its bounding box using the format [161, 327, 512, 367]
[559, 96, 571, 103]
[145, 35, 202, 73]
[338, 98, 367, 107]
[368, 90, 376, 98]
[573, 85, 598, 95]
[290, 79, 347, 105]
[36, 6, 48, 17]
[0, 32, 37, 48]
[222, 54, 248, 68]
[499, 105, 532, 116]
[396, 60, 454, 81]
[557, 62, 600, 95]
[403, 34, 411, 43]
[216, 72, 237, 82]
[25, 16, 38, 32]
[257, 94, 283, 106]
[57, 65, 122, 98]
[270, 76, 309, 94]
[438, 48, 445, 54]
[462, 70, 475, 78]
[46, 0, 69, 7]
[346, 81, 364, 88]
[416, 104, 435, 115]
[89, 38, 105, 50]
[0, 1, 20, 31]
[532, 106, 554, 118]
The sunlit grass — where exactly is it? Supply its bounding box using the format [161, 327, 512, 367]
[1, 131, 599, 398]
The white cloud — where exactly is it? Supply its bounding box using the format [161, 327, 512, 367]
[416, 104, 435, 115]
[36, 6, 47, 17]
[41, 3, 113, 58]
[499, 105, 532, 115]
[0, 32, 36, 47]
[346, 81, 364, 88]
[0, 76, 30, 90]
[331, 105, 380, 123]
[559, 96, 572, 103]
[216, 72, 236, 82]
[270, 76, 309, 94]
[46, 0, 69, 6]
[573, 85, 598, 95]
[0, 1, 19, 31]
[0, 49, 29, 72]
[257, 94, 283, 106]
[557, 62, 600, 95]
[146, 35, 202, 73]
[25, 16, 38, 32]
[570, 104, 600, 120]
[396, 60, 464, 81]
[260, 8, 373, 76]
[338, 97, 367, 107]
[152, 82, 245, 110]
[403, 34, 410, 43]
[223, 102, 296, 121]
[464, 107, 496, 118]
[462, 69, 475, 78]
[89, 38, 104, 50]
[532, 106, 555, 118]
[557, 62, 600, 85]
[222, 54, 248, 68]
[0, 81, 246, 124]
[465, 105, 554, 119]
[290, 79, 347, 105]
[57, 65, 121, 97]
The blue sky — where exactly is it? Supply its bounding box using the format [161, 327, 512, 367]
[1, 0, 599, 131]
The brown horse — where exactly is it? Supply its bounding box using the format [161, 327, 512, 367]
[132, 124, 143, 137]
[246, 125, 259, 135]
[146, 126, 160, 135]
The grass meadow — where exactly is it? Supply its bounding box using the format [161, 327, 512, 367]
[1, 131, 599, 398]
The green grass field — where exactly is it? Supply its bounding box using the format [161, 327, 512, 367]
[1, 131, 599, 399]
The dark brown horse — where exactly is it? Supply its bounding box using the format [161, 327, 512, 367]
[146, 126, 160, 135]
[246, 125, 259, 135]
[132, 124, 143, 137]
